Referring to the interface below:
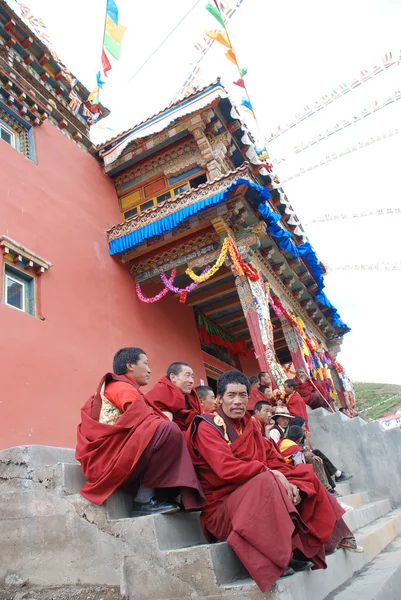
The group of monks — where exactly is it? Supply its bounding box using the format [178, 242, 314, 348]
[76, 347, 362, 593]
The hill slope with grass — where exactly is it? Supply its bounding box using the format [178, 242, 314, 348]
[353, 382, 401, 420]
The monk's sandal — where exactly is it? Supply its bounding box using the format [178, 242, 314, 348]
[132, 497, 180, 517]
[338, 537, 364, 553]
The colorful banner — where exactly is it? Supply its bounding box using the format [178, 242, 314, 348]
[267, 51, 399, 143]
[306, 207, 401, 225]
[86, 0, 127, 121]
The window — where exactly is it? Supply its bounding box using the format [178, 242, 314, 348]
[124, 207, 138, 219]
[156, 191, 171, 204]
[174, 182, 190, 196]
[4, 265, 35, 315]
[140, 200, 154, 211]
[0, 121, 16, 148]
[190, 173, 208, 189]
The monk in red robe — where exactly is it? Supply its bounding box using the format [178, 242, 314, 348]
[283, 379, 309, 426]
[146, 362, 202, 431]
[247, 376, 269, 412]
[253, 400, 276, 438]
[76, 348, 205, 516]
[195, 385, 217, 413]
[295, 367, 330, 410]
[188, 370, 361, 592]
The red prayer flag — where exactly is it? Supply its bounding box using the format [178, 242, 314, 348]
[101, 48, 112, 76]
[233, 78, 245, 88]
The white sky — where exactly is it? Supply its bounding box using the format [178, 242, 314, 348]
[10, 0, 401, 384]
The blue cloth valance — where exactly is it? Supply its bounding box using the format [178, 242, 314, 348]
[108, 177, 349, 332]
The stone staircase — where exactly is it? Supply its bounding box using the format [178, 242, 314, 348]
[1, 410, 401, 599]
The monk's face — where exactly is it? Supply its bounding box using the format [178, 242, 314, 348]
[201, 390, 216, 413]
[263, 384, 273, 399]
[127, 353, 151, 387]
[296, 368, 307, 382]
[255, 404, 273, 425]
[260, 373, 271, 386]
[219, 383, 248, 419]
[170, 365, 194, 394]
[284, 383, 295, 395]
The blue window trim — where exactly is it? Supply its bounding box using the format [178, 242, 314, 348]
[0, 100, 36, 162]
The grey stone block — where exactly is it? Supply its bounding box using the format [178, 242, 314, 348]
[154, 511, 206, 550]
[60, 462, 86, 495]
[210, 541, 249, 584]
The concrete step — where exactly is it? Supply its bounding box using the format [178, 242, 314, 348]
[339, 491, 369, 508]
[217, 508, 401, 600]
[343, 499, 392, 532]
[335, 482, 351, 496]
[330, 535, 401, 599]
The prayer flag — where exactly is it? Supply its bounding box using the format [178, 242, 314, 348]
[101, 48, 112, 76]
[103, 31, 122, 60]
[233, 78, 245, 88]
[106, 0, 119, 25]
[239, 66, 248, 77]
[204, 28, 230, 48]
[105, 15, 127, 44]
[205, 2, 225, 27]
[68, 88, 81, 115]
[225, 48, 237, 65]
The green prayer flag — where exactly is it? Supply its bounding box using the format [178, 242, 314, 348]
[103, 31, 121, 60]
[205, 2, 225, 28]
[239, 66, 248, 77]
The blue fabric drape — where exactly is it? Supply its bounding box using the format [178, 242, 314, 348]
[108, 177, 349, 332]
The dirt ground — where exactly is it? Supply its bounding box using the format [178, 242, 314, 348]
[0, 585, 123, 600]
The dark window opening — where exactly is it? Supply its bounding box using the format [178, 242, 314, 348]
[124, 207, 138, 219]
[156, 191, 172, 203]
[140, 200, 154, 211]
[190, 173, 207, 189]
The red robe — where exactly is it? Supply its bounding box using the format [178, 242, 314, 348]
[76, 373, 204, 508]
[285, 390, 309, 425]
[247, 386, 271, 412]
[188, 409, 345, 592]
[295, 377, 329, 409]
[146, 376, 202, 431]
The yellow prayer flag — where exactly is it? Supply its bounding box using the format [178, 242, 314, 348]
[105, 15, 127, 44]
[205, 29, 231, 48]
[225, 48, 237, 65]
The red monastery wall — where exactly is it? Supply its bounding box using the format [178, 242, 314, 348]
[0, 122, 206, 449]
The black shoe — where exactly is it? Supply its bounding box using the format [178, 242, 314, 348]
[280, 566, 295, 577]
[328, 488, 340, 497]
[335, 472, 353, 482]
[289, 558, 313, 572]
[132, 497, 180, 517]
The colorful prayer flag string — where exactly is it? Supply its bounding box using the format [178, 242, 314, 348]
[86, 0, 127, 122]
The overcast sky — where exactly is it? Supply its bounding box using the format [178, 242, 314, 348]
[10, 0, 401, 384]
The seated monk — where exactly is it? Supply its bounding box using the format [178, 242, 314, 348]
[187, 370, 362, 593]
[279, 425, 307, 465]
[283, 379, 309, 426]
[253, 400, 276, 438]
[247, 376, 268, 412]
[76, 347, 205, 516]
[146, 362, 202, 431]
[195, 385, 217, 413]
[295, 367, 330, 410]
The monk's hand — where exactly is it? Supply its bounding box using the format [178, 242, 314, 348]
[270, 470, 300, 505]
[264, 422, 275, 437]
[312, 456, 323, 464]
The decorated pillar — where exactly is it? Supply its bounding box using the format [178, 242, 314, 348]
[235, 274, 286, 389]
[279, 316, 309, 372]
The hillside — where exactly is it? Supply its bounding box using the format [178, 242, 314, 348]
[353, 382, 401, 421]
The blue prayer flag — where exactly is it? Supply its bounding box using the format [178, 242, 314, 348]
[106, 0, 118, 25]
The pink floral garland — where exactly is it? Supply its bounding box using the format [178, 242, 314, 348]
[135, 269, 177, 303]
[160, 266, 210, 293]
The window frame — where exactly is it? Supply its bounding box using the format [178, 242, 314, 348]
[0, 120, 17, 149]
[4, 271, 26, 312]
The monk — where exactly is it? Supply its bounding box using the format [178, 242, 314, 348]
[253, 400, 276, 438]
[76, 347, 205, 516]
[188, 370, 361, 593]
[295, 367, 330, 410]
[195, 385, 217, 412]
[146, 362, 202, 431]
[283, 379, 309, 426]
[247, 376, 268, 412]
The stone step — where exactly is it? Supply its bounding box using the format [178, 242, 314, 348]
[335, 482, 351, 496]
[339, 491, 369, 508]
[217, 508, 401, 600]
[330, 535, 401, 599]
[343, 499, 392, 532]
